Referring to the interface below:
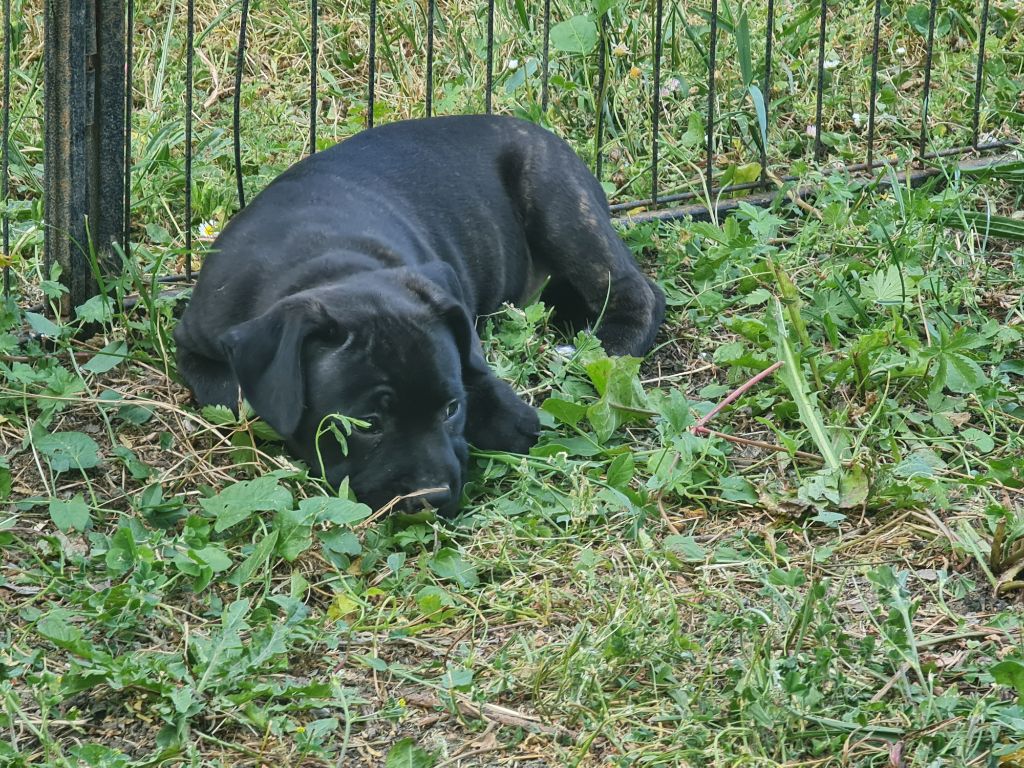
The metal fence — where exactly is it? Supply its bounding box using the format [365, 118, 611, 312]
[1, 0, 1019, 312]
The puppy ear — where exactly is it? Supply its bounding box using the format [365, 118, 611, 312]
[219, 298, 330, 437]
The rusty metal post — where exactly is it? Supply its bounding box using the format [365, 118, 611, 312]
[44, 0, 124, 316]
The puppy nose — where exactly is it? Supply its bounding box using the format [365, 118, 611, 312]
[399, 485, 453, 513]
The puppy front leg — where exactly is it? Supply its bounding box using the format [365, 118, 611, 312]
[464, 373, 540, 455]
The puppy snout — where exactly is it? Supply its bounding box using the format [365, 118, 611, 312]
[398, 485, 454, 514]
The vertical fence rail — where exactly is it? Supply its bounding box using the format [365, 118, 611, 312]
[594, 13, 607, 180]
[651, 0, 663, 205]
[233, 0, 249, 208]
[184, 0, 193, 278]
[705, 0, 718, 195]
[367, 0, 377, 128]
[123, 0, 133, 259]
[44, 0, 124, 313]
[813, 0, 827, 161]
[541, 0, 551, 111]
[972, 0, 991, 148]
[425, 0, 435, 116]
[310, 0, 318, 155]
[866, 0, 882, 170]
[760, 0, 774, 190]
[2, 0, 10, 296]
[918, 0, 939, 163]
[485, 0, 495, 113]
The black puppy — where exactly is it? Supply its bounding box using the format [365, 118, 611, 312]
[174, 115, 664, 516]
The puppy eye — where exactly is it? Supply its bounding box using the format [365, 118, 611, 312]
[443, 400, 460, 421]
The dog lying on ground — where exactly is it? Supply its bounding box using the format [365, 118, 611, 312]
[174, 115, 664, 517]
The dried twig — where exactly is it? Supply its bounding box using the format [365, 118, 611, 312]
[402, 691, 576, 744]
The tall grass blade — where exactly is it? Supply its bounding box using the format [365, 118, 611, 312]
[736, 10, 752, 87]
[771, 298, 841, 472]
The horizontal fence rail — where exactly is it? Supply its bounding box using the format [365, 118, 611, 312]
[0, 0, 1019, 305]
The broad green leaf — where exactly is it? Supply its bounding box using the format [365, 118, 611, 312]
[274, 506, 316, 562]
[36, 431, 101, 473]
[442, 664, 474, 690]
[860, 265, 915, 306]
[200, 476, 293, 532]
[385, 738, 437, 768]
[25, 311, 61, 338]
[962, 428, 994, 454]
[319, 528, 362, 556]
[838, 465, 871, 509]
[75, 294, 116, 324]
[992, 660, 1024, 702]
[606, 452, 634, 491]
[542, 396, 588, 427]
[663, 535, 706, 561]
[893, 448, 946, 479]
[937, 352, 988, 394]
[231, 530, 280, 585]
[299, 496, 372, 526]
[549, 16, 598, 54]
[428, 548, 479, 588]
[720, 475, 758, 504]
[201, 404, 238, 425]
[36, 612, 91, 656]
[106, 526, 138, 574]
[83, 340, 128, 374]
[49, 494, 92, 533]
[195, 599, 251, 692]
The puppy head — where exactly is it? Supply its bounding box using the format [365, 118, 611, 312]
[218, 270, 478, 517]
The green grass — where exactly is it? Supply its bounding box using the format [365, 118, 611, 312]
[2, 1, 1024, 766]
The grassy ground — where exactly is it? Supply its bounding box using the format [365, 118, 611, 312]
[2, 1, 1024, 766]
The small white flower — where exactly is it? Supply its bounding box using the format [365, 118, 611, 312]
[198, 219, 219, 239]
[853, 112, 863, 128]
[506, 58, 519, 71]
[896, 46, 907, 56]
[659, 77, 681, 99]
[806, 124, 818, 138]
[612, 42, 630, 58]
[824, 59, 839, 71]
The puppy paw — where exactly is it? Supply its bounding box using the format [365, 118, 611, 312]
[466, 381, 540, 454]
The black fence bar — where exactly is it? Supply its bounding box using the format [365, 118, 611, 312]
[367, 0, 376, 128]
[651, 0, 663, 205]
[2, 0, 10, 297]
[866, 0, 882, 169]
[485, 0, 494, 113]
[705, 0, 718, 195]
[760, 0, 775, 190]
[972, 0, 991, 148]
[594, 13, 607, 180]
[93, 0, 126, 276]
[918, 0, 938, 164]
[44, 0, 125, 314]
[309, 0, 318, 154]
[813, 0, 827, 161]
[123, 0, 133, 259]
[607, 139, 1018, 214]
[184, 0, 193, 279]
[425, 0, 435, 116]
[233, 0, 249, 208]
[541, 0, 551, 111]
